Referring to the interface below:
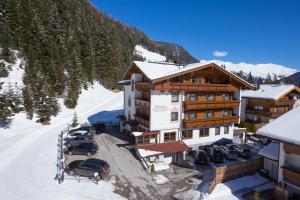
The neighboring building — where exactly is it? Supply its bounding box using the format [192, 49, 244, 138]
[257, 106, 300, 199]
[118, 61, 254, 171]
[241, 84, 300, 130]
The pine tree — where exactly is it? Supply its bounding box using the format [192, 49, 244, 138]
[265, 73, 273, 84]
[247, 72, 254, 83]
[71, 112, 79, 127]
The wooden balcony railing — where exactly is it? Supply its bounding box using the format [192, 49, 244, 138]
[135, 82, 151, 90]
[275, 100, 295, 106]
[135, 99, 150, 109]
[183, 116, 239, 128]
[282, 166, 300, 187]
[184, 100, 240, 110]
[135, 115, 150, 128]
[246, 109, 286, 118]
[154, 83, 237, 92]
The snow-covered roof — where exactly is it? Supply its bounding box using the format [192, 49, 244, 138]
[137, 148, 162, 158]
[256, 106, 300, 146]
[127, 61, 254, 89]
[132, 61, 181, 80]
[258, 142, 279, 161]
[241, 84, 296, 100]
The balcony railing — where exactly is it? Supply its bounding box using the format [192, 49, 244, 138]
[154, 83, 237, 92]
[282, 166, 300, 187]
[135, 82, 151, 90]
[275, 100, 295, 106]
[135, 115, 150, 128]
[183, 115, 239, 128]
[135, 99, 150, 109]
[184, 100, 240, 110]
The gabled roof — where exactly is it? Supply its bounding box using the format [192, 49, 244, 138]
[258, 142, 279, 161]
[123, 61, 255, 89]
[256, 106, 300, 146]
[241, 84, 299, 100]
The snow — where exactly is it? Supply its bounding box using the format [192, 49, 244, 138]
[134, 45, 166, 62]
[200, 60, 298, 78]
[132, 131, 143, 137]
[153, 174, 169, 185]
[241, 84, 296, 100]
[258, 142, 279, 161]
[133, 61, 180, 80]
[0, 52, 25, 93]
[256, 105, 300, 146]
[137, 148, 162, 157]
[207, 174, 271, 200]
[0, 81, 126, 200]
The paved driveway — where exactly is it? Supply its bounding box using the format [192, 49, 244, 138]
[65, 129, 203, 200]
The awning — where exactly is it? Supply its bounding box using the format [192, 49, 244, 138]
[258, 142, 279, 161]
[137, 141, 189, 157]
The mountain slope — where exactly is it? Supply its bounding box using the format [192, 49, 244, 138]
[200, 60, 297, 78]
[0, 0, 197, 124]
[281, 72, 300, 85]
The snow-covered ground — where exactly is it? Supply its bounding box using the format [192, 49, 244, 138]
[134, 45, 166, 62]
[0, 81, 125, 200]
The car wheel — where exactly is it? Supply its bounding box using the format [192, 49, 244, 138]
[87, 152, 92, 157]
[68, 151, 73, 155]
[69, 170, 75, 176]
[94, 172, 101, 181]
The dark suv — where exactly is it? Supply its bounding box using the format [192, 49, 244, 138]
[66, 159, 110, 180]
[64, 142, 98, 156]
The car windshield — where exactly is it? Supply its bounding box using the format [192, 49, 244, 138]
[86, 159, 107, 166]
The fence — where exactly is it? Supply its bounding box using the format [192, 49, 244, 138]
[55, 127, 69, 184]
[208, 157, 263, 193]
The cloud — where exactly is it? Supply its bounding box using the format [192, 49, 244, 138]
[213, 50, 228, 57]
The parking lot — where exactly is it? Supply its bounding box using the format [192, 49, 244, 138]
[64, 128, 205, 200]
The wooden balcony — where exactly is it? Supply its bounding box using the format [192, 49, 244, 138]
[282, 166, 300, 187]
[246, 109, 286, 118]
[154, 83, 237, 92]
[135, 99, 150, 109]
[283, 143, 300, 156]
[275, 100, 295, 106]
[183, 115, 239, 128]
[184, 100, 240, 110]
[135, 115, 150, 128]
[135, 82, 151, 90]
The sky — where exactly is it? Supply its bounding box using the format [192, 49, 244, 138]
[91, 0, 300, 70]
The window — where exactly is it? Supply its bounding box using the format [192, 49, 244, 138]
[224, 126, 229, 134]
[128, 96, 131, 106]
[171, 112, 178, 121]
[200, 128, 209, 137]
[187, 111, 197, 120]
[215, 127, 220, 135]
[164, 132, 176, 142]
[253, 105, 263, 111]
[204, 110, 214, 119]
[137, 135, 156, 145]
[221, 109, 232, 118]
[182, 130, 193, 139]
[222, 93, 232, 101]
[171, 92, 179, 102]
[128, 111, 131, 120]
[205, 77, 212, 84]
[191, 75, 198, 84]
[205, 94, 215, 101]
[131, 79, 134, 91]
[189, 93, 198, 102]
[137, 136, 143, 144]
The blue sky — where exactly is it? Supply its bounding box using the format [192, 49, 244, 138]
[91, 0, 300, 70]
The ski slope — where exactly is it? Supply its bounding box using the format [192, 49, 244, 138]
[0, 82, 125, 200]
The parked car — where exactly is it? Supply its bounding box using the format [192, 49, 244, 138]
[207, 146, 223, 164]
[218, 145, 238, 160]
[196, 150, 210, 164]
[65, 130, 93, 140]
[69, 126, 96, 135]
[227, 144, 251, 159]
[64, 135, 94, 147]
[66, 158, 110, 180]
[64, 142, 98, 156]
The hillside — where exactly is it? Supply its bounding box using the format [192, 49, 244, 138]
[281, 72, 300, 86]
[0, 0, 197, 125]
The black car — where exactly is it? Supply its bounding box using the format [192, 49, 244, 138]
[69, 126, 95, 135]
[66, 158, 110, 180]
[65, 130, 93, 140]
[64, 135, 94, 147]
[218, 146, 238, 160]
[227, 144, 251, 159]
[196, 150, 210, 164]
[64, 142, 98, 156]
[207, 146, 224, 164]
